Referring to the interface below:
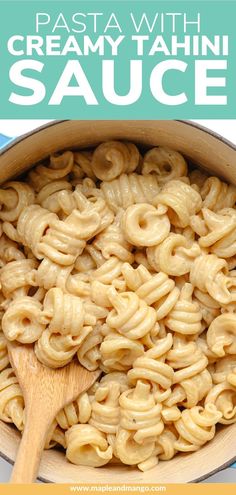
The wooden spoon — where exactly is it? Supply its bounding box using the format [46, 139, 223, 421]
[7, 341, 101, 483]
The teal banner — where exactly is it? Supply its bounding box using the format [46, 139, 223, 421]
[0, 0, 235, 118]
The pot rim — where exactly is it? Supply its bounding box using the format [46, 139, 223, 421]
[0, 119, 235, 157]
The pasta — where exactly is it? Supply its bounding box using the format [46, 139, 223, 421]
[0, 332, 9, 371]
[122, 203, 170, 247]
[227, 368, 236, 387]
[66, 424, 113, 467]
[201, 176, 236, 212]
[119, 380, 164, 441]
[0, 367, 65, 449]
[91, 257, 123, 285]
[115, 380, 163, 468]
[89, 380, 121, 434]
[211, 356, 236, 384]
[36, 180, 72, 215]
[57, 391, 92, 429]
[40, 288, 96, 336]
[127, 334, 174, 390]
[106, 287, 158, 340]
[100, 173, 160, 211]
[193, 289, 220, 327]
[0, 181, 35, 222]
[167, 335, 208, 384]
[205, 381, 236, 424]
[100, 328, 144, 372]
[91, 209, 134, 263]
[91, 141, 140, 181]
[31, 258, 74, 291]
[153, 179, 202, 228]
[35, 330, 93, 369]
[155, 427, 177, 461]
[2, 297, 46, 344]
[147, 233, 201, 276]
[0, 234, 25, 266]
[142, 147, 188, 183]
[72, 150, 95, 182]
[207, 313, 236, 357]
[0, 140, 236, 473]
[28, 151, 74, 192]
[190, 254, 236, 305]
[0, 258, 38, 301]
[164, 369, 212, 409]
[77, 325, 103, 371]
[165, 283, 202, 335]
[0, 367, 24, 431]
[197, 208, 236, 258]
[174, 404, 222, 452]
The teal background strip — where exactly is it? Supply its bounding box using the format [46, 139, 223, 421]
[0, 1, 235, 118]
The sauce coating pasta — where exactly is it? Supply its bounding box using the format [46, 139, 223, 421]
[0, 141, 236, 472]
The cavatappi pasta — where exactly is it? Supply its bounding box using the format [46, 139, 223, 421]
[0, 141, 236, 472]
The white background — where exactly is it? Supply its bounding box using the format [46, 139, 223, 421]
[0, 119, 236, 483]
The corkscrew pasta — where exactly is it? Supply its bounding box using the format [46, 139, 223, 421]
[0, 141, 236, 473]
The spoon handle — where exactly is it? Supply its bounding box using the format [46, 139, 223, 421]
[10, 403, 52, 483]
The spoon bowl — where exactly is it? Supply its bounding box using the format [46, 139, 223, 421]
[7, 341, 101, 483]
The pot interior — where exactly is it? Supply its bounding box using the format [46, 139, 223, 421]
[0, 119, 236, 483]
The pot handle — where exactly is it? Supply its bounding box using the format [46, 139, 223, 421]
[0, 133, 14, 149]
